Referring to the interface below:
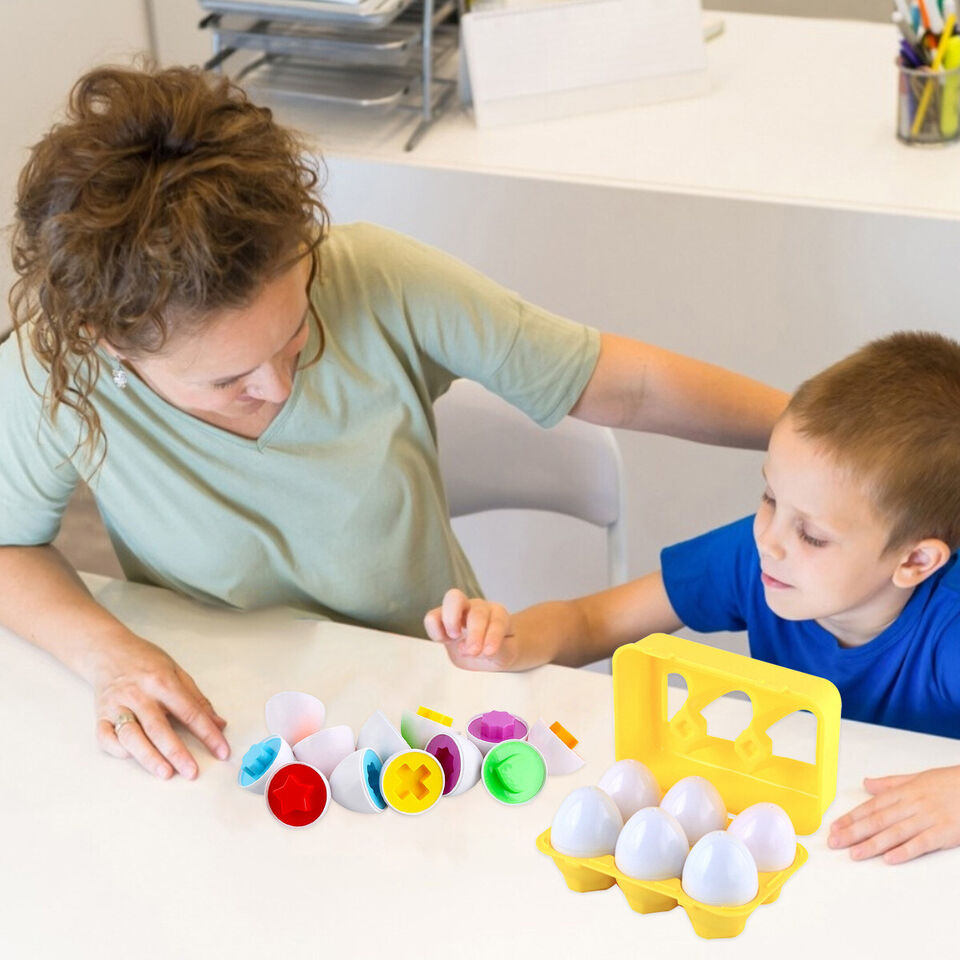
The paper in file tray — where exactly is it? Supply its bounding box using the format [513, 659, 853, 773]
[461, 0, 709, 128]
[200, 0, 414, 30]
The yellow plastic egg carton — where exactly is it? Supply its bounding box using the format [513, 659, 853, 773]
[537, 633, 842, 939]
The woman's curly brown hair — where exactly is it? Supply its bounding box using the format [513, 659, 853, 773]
[9, 62, 329, 456]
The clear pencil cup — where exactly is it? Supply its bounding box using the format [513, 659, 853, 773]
[897, 58, 960, 145]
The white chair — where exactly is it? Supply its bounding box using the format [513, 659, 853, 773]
[434, 378, 628, 589]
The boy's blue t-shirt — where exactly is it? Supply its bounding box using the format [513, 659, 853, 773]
[661, 516, 960, 739]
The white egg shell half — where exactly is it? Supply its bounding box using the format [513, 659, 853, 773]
[597, 759, 661, 821]
[264, 691, 326, 746]
[615, 807, 689, 881]
[727, 802, 797, 871]
[330, 748, 386, 814]
[661, 776, 727, 844]
[550, 786, 624, 858]
[400, 710, 454, 750]
[682, 831, 759, 907]
[292, 724, 356, 777]
[424, 731, 483, 797]
[526, 719, 585, 776]
[357, 710, 408, 762]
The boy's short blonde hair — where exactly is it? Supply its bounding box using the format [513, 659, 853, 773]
[787, 331, 960, 552]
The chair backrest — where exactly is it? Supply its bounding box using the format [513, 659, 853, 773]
[434, 379, 628, 586]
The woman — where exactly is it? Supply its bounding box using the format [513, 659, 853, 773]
[0, 64, 786, 782]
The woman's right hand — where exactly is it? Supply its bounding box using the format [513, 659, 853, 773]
[85, 630, 231, 779]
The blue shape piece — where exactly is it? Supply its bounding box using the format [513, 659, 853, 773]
[239, 737, 280, 788]
[363, 749, 386, 809]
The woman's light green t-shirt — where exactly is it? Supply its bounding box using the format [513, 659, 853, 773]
[0, 223, 601, 637]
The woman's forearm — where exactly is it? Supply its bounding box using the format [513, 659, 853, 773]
[633, 343, 788, 448]
[0, 544, 132, 682]
[0, 544, 232, 778]
[571, 333, 789, 450]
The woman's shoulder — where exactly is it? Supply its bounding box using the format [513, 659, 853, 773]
[0, 330, 89, 448]
[326, 221, 415, 254]
[0, 331, 47, 410]
[321, 222, 461, 285]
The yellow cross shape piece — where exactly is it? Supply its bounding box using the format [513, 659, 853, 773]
[381, 750, 445, 815]
[396, 763, 431, 800]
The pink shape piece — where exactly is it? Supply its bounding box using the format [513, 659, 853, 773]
[426, 734, 462, 795]
[480, 711, 518, 741]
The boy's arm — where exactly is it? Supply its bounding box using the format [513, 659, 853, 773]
[423, 570, 683, 671]
[551, 571, 683, 668]
[829, 765, 960, 864]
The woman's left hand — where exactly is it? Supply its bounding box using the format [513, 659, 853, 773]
[828, 764, 960, 864]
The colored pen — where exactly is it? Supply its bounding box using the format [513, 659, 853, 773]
[928, 0, 945, 31]
[911, 12, 957, 135]
[900, 38, 925, 66]
[940, 35, 960, 136]
[894, 10, 922, 47]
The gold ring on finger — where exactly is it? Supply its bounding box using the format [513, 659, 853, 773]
[113, 711, 138, 735]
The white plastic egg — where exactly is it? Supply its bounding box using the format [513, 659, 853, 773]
[597, 759, 661, 821]
[357, 710, 407, 761]
[727, 802, 797, 871]
[550, 786, 624, 859]
[661, 776, 727, 844]
[264, 691, 326, 747]
[292, 725, 356, 778]
[614, 807, 689, 881]
[682, 831, 759, 907]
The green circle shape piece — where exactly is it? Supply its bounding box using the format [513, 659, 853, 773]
[482, 739, 547, 805]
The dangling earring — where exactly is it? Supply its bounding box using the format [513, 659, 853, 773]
[112, 362, 128, 390]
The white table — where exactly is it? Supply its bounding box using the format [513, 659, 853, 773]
[1, 574, 957, 958]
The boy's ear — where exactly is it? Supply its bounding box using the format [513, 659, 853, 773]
[891, 539, 952, 589]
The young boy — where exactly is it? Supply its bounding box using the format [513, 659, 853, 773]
[424, 331, 960, 864]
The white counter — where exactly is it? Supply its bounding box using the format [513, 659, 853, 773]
[273, 13, 960, 220]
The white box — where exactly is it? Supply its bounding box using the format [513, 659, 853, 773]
[461, 0, 709, 128]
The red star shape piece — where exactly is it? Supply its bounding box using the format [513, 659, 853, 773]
[272, 771, 317, 815]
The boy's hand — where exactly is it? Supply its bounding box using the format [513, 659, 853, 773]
[828, 765, 960, 864]
[423, 589, 518, 671]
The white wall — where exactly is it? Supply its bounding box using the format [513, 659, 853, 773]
[0, 1, 151, 336]
[149, 0, 213, 67]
